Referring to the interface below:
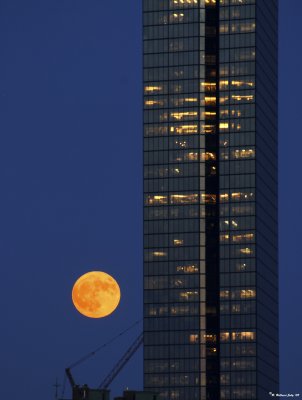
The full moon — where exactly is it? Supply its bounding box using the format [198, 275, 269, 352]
[72, 271, 121, 318]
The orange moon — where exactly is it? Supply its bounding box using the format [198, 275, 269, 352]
[72, 271, 121, 318]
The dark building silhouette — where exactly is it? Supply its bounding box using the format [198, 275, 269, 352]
[115, 390, 158, 400]
[143, 0, 278, 399]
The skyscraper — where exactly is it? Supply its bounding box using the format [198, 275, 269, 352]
[143, 1, 278, 399]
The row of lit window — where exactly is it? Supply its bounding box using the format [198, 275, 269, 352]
[145, 263, 200, 275]
[145, 83, 254, 93]
[145, 34, 255, 53]
[146, 192, 254, 205]
[220, 289, 256, 299]
[145, 204, 255, 221]
[144, 111, 254, 125]
[220, 245, 254, 257]
[221, 387, 256, 400]
[146, 259, 254, 272]
[144, 163, 254, 180]
[144, 342, 256, 359]
[144, 124, 256, 137]
[146, 300, 255, 316]
[143, 0, 253, 11]
[144, 0, 219, 12]
[144, 48, 255, 65]
[145, 235, 198, 248]
[145, 288, 202, 301]
[220, 4, 255, 19]
[145, 231, 255, 245]
[221, 331, 256, 342]
[144, 97, 256, 112]
[220, 301, 256, 314]
[144, 63, 254, 82]
[220, 21, 256, 34]
[220, 232, 255, 243]
[146, 304, 198, 317]
[145, 275, 200, 290]
[145, 217, 254, 233]
[220, 62, 255, 77]
[145, 357, 256, 375]
[144, 149, 254, 160]
[144, 11, 198, 26]
[144, 120, 254, 134]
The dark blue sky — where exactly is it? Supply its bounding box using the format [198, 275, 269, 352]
[0, 1, 300, 399]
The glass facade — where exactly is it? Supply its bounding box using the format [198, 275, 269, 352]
[143, 1, 278, 399]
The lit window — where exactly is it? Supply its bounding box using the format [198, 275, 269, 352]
[231, 192, 255, 202]
[219, 80, 229, 89]
[205, 96, 216, 106]
[201, 152, 216, 161]
[231, 109, 242, 117]
[171, 111, 198, 120]
[189, 334, 199, 344]
[184, 97, 198, 103]
[201, 194, 216, 204]
[173, 239, 184, 246]
[176, 265, 199, 273]
[207, 347, 217, 355]
[220, 122, 229, 130]
[179, 291, 198, 300]
[220, 234, 230, 242]
[170, 125, 198, 134]
[241, 289, 256, 299]
[175, 139, 187, 148]
[220, 193, 229, 202]
[201, 82, 216, 91]
[231, 80, 254, 88]
[232, 94, 254, 101]
[204, 111, 216, 117]
[184, 152, 198, 161]
[170, 12, 184, 22]
[231, 304, 241, 313]
[172, 0, 198, 4]
[146, 195, 168, 205]
[232, 332, 256, 342]
[145, 100, 164, 107]
[220, 290, 230, 299]
[144, 86, 162, 93]
[152, 251, 167, 258]
[148, 307, 157, 316]
[220, 332, 230, 342]
[202, 124, 215, 134]
[236, 263, 247, 272]
[170, 305, 190, 315]
[240, 247, 253, 255]
[170, 194, 199, 204]
[232, 233, 254, 242]
[219, 96, 229, 104]
[233, 149, 255, 159]
[205, 334, 217, 343]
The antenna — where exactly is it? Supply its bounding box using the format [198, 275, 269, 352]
[53, 378, 60, 400]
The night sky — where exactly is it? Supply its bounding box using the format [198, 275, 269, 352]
[0, 1, 301, 399]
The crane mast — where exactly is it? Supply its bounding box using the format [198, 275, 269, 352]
[99, 333, 143, 389]
[63, 331, 143, 400]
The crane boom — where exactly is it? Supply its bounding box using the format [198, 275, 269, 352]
[98, 333, 143, 390]
[65, 368, 76, 389]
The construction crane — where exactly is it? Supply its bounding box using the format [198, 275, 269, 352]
[99, 333, 143, 390]
[62, 323, 143, 400]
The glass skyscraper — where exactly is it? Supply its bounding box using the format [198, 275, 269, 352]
[143, 1, 278, 399]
